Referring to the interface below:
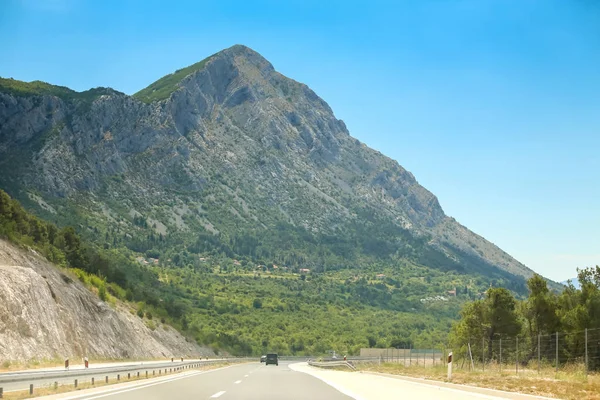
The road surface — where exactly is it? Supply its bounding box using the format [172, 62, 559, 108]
[35, 362, 555, 400]
[47, 362, 351, 400]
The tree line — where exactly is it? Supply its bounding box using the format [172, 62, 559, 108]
[450, 269, 600, 370]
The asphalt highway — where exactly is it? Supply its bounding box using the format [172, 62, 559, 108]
[27, 362, 554, 400]
[58, 361, 352, 400]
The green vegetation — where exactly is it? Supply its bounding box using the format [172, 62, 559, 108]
[0, 189, 192, 328]
[0, 189, 463, 355]
[133, 53, 216, 103]
[450, 271, 600, 370]
[0, 77, 116, 103]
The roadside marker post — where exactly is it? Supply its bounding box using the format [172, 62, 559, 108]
[447, 351, 453, 381]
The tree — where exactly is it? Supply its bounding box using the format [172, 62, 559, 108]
[60, 227, 88, 270]
[524, 274, 558, 338]
[450, 287, 521, 360]
[253, 298, 263, 309]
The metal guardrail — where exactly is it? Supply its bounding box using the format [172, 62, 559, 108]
[0, 357, 254, 396]
[0, 359, 243, 384]
[307, 360, 356, 371]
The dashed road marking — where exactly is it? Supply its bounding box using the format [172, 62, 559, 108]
[234, 380, 242, 384]
[210, 391, 226, 398]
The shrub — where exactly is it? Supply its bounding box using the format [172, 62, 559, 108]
[137, 308, 144, 318]
[98, 283, 108, 301]
[253, 298, 262, 309]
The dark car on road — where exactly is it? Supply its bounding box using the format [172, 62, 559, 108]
[265, 353, 278, 366]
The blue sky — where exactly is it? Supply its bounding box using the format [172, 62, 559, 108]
[1, 0, 598, 282]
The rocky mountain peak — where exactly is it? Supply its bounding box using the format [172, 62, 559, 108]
[0, 45, 541, 289]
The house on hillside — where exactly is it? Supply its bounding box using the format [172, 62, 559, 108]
[447, 287, 457, 296]
[299, 268, 311, 273]
[376, 274, 386, 280]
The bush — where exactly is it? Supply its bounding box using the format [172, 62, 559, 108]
[90, 274, 104, 289]
[107, 282, 126, 300]
[137, 308, 144, 318]
[98, 283, 108, 301]
[146, 311, 153, 320]
[253, 298, 262, 309]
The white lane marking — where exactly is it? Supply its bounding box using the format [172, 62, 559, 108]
[244, 374, 249, 377]
[211, 391, 226, 398]
[58, 365, 234, 400]
[234, 380, 242, 384]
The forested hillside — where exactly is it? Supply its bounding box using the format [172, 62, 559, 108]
[0, 45, 557, 356]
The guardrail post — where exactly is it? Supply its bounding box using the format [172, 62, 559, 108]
[146, 371, 148, 378]
[105, 376, 108, 384]
[74, 379, 78, 388]
[128, 373, 130, 379]
[92, 377, 95, 385]
[54, 381, 58, 389]
[0, 386, 3, 398]
[447, 351, 453, 381]
[117, 374, 120, 381]
[30, 384, 33, 395]
[137, 372, 140, 378]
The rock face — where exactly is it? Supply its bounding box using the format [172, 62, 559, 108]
[0, 239, 212, 362]
[0, 45, 537, 285]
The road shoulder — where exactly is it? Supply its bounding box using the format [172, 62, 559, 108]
[289, 363, 559, 400]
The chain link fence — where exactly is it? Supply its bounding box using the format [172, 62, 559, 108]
[453, 328, 600, 375]
[370, 328, 600, 376]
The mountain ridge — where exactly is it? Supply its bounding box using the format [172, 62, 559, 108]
[0, 44, 544, 295]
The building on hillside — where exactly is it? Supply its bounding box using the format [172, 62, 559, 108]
[299, 268, 311, 273]
[376, 274, 386, 280]
[447, 287, 457, 296]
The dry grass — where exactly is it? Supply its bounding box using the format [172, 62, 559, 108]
[356, 362, 600, 400]
[1, 362, 230, 399]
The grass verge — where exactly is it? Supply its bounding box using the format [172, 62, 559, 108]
[355, 363, 600, 400]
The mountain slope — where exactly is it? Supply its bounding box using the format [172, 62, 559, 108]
[0, 238, 214, 361]
[0, 45, 541, 297]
